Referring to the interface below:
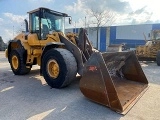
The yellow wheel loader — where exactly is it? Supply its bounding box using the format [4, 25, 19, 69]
[136, 30, 160, 65]
[5, 7, 148, 114]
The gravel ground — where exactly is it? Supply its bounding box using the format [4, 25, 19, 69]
[0, 51, 160, 120]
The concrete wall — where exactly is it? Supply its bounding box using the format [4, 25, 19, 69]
[87, 27, 99, 49]
[110, 24, 151, 48]
[109, 23, 160, 48]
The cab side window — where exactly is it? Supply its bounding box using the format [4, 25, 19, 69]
[30, 12, 40, 39]
[31, 12, 39, 32]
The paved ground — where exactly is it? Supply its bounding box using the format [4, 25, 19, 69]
[0, 51, 160, 120]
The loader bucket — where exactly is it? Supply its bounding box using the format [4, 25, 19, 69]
[80, 51, 148, 114]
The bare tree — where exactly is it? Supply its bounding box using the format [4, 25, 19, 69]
[86, 8, 116, 49]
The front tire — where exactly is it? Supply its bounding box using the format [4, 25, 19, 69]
[9, 49, 31, 75]
[42, 48, 77, 88]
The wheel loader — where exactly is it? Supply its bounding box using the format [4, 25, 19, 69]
[5, 7, 148, 114]
[136, 30, 160, 65]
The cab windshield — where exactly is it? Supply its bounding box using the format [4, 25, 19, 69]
[42, 11, 65, 33]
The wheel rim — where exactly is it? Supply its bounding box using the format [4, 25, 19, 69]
[47, 59, 60, 79]
[12, 55, 19, 69]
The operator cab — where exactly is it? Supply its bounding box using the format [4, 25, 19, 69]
[153, 31, 160, 40]
[27, 7, 70, 40]
[150, 30, 160, 40]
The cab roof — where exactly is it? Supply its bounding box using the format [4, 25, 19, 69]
[27, 7, 69, 17]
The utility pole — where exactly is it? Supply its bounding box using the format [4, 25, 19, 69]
[85, 16, 86, 29]
[13, 26, 14, 37]
[75, 21, 76, 33]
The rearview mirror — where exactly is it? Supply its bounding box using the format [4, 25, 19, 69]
[148, 33, 150, 37]
[69, 17, 72, 24]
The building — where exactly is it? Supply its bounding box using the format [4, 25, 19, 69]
[66, 23, 160, 52]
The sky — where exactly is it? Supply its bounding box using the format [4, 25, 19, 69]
[0, 0, 160, 42]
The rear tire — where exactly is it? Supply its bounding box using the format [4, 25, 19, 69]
[9, 49, 31, 75]
[156, 50, 160, 66]
[42, 48, 77, 88]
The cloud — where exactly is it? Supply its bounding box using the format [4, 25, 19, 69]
[44, 0, 54, 2]
[107, 0, 131, 13]
[114, 11, 153, 25]
[0, 28, 13, 43]
[65, 0, 131, 14]
[0, 13, 28, 42]
[64, 0, 87, 28]
[4, 29, 13, 40]
[65, 0, 160, 26]
[129, 7, 151, 15]
[0, 18, 3, 22]
[28, 0, 55, 3]
[3, 13, 28, 23]
[65, 0, 132, 27]
[0, 18, 3, 25]
[65, 0, 85, 13]
[84, 0, 131, 13]
[127, 7, 153, 24]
